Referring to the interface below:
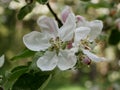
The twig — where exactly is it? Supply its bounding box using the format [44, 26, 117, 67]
[46, 2, 63, 27]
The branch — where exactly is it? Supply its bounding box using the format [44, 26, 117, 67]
[46, 2, 63, 27]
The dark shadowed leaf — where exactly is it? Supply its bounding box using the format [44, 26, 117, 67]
[36, 0, 48, 4]
[3, 66, 28, 90]
[108, 29, 120, 45]
[11, 66, 28, 73]
[12, 72, 52, 90]
[14, 0, 19, 2]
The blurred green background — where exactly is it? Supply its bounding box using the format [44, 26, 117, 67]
[0, 0, 120, 90]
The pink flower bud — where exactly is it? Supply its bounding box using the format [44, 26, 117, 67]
[67, 41, 73, 49]
[82, 56, 91, 65]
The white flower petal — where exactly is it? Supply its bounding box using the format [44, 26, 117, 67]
[59, 13, 76, 41]
[37, 16, 58, 37]
[37, 51, 58, 71]
[0, 55, 4, 68]
[82, 49, 105, 62]
[58, 49, 77, 70]
[88, 20, 103, 41]
[61, 6, 71, 23]
[23, 31, 51, 51]
[74, 27, 90, 46]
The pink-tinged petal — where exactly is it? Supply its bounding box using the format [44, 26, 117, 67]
[74, 27, 90, 46]
[58, 49, 77, 70]
[82, 49, 105, 62]
[59, 13, 76, 41]
[88, 20, 103, 41]
[37, 51, 58, 71]
[61, 6, 71, 23]
[76, 15, 87, 27]
[0, 55, 4, 68]
[37, 16, 58, 38]
[23, 31, 51, 51]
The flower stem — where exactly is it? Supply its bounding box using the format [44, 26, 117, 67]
[46, 2, 63, 27]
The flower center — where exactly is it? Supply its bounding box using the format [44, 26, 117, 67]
[49, 37, 67, 55]
[79, 39, 91, 51]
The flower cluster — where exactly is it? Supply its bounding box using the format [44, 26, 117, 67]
[23, 6, 105, 71]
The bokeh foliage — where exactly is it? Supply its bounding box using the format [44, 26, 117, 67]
[0, 0, 120, 90]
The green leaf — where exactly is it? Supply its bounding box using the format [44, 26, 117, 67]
[11, 66, 28, 73]
[108, 29, 120, 45]
[80, 0, 90, 2]
[17, 3, 35, 20]
[36, 0, 48, 4]
[3, 66, 28, 90]
[86, 1, 110, 8]
[10, 49, 36, 61]
[12, 72, 52, 90]
[29, 51, 45, 71]
[39, 74, 52, 90]
[14, 0, 19, 2]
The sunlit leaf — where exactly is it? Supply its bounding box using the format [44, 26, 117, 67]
[86, 1, 110, 8]
[10, 49, 35, 61]
[17, 3, 35, 20]
[29, 51, 45, 71]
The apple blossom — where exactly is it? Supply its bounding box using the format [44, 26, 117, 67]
[61, 6, 105, 63]
[23, 13, 77, 71]
[73, 26, 106, 63]
[61, 6, 103, 42]
[23, 6, 106, 71]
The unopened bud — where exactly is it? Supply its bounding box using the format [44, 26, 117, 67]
[76, 15, 86, 27]
[67, 41, 73, 49]
[82, 56, 91, 65]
